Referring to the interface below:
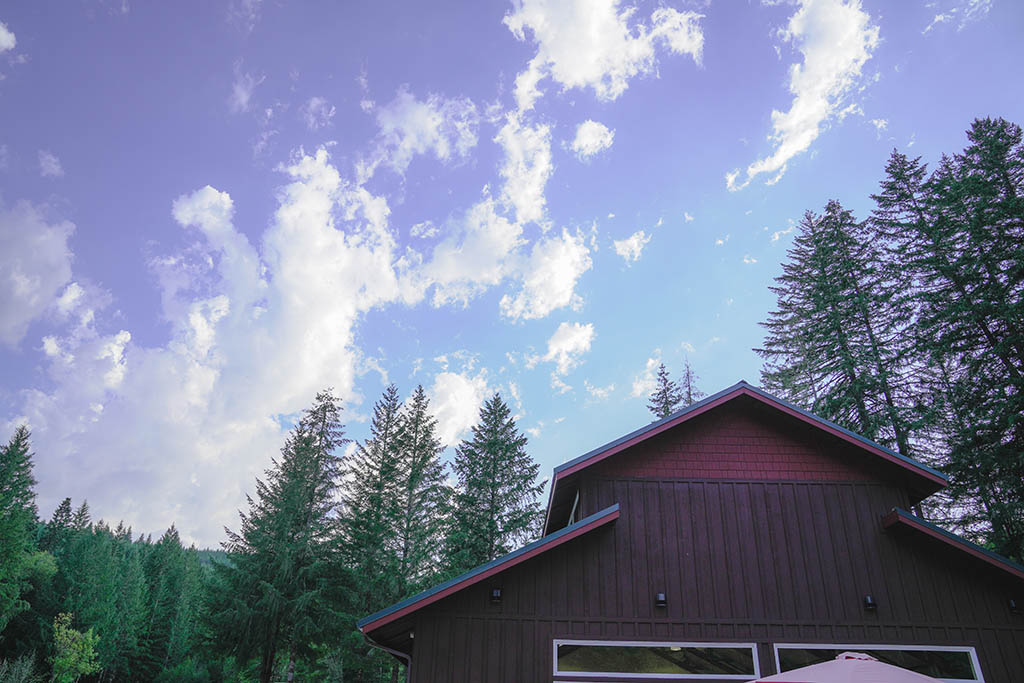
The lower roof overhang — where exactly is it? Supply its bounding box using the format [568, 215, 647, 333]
[882, 507, 1024, 582]
[358, 503, 620, 637]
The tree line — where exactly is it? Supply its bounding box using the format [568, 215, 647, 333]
[0, 387, 542, 682]
[756, 117, 1023, 562]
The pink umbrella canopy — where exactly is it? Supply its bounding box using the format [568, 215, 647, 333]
[750, 651, 943, 683]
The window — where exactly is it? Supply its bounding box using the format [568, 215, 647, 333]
[774, 644, 984, 682]
[554, 640, 760, 680]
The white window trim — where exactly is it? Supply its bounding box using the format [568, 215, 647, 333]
[553, 639, 761, 680]
[773, 643, 984, 683]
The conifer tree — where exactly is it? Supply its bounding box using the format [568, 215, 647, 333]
[647, 363, 682, 419]
[0, 427, 39, 635]
[446, 394, 543, 576]
[394, 385, 448, 596]
[757, 200, 917, 454]
[678, 359, 706, 407]
[337, 385, 403, 610]
[210, 390, 347, 683]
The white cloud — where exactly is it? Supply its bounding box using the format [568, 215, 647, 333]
[613, 230, 650, 264]
[924, 0, 991, 33]
[504, 0, 704, 112]
[228, 0, 262, 32]
[0, 21, 16, 53]
[39, 151, 64, 178]
[771, 219, 796, 242]
[584, 380, 614, 400]
[409, 220, 438, 239]
[684, 212, 694, 222]
[726, 0, 879, 191]
[301, 96, 336, 130]
[500, 227, 592, 321]
[495, 114, 552, 226]
[571, 120, 614, 160]
[362, 87, 479, 180]
[743, 255, 758, 264]
[540, 321, 595, 376]
[715, 233, 730, 246]
[680, 341, 696, 353]
[12, 147, 418, 544]
[427, 370, 490, 448]
[630, 355, 661, 398]
[0, 201, 74, 347]
[229, 64, 264, 114]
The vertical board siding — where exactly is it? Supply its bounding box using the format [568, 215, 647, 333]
[409, 479, 1024, 682]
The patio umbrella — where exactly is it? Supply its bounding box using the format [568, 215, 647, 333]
[749, 651, 943, 683]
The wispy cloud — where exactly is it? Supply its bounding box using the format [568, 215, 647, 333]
[613, 230, 651, 264]
[38, 150, 64, 177]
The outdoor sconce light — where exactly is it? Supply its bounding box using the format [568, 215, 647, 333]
[1009, 598, 1020, 614]
[490, 587, 503, 604]
[655, 592, 667, 608]
[863, 594, 877, 611]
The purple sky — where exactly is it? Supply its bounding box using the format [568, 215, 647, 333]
[1, 0, 1021, 545]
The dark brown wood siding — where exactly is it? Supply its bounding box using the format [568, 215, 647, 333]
[404, 479, 1024, 682]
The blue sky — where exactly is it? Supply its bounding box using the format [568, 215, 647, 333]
[1, 0, 1021, 545]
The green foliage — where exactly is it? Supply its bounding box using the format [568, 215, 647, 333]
[446, 393, 543, 575]
[0, 654, 42, 683]
[647, 363, 682, 419]
[50, 613, 99, 683]
[209, 390, 348, 683]
[0, 427, 39, 636]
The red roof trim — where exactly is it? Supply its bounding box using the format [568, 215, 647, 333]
[882, 507, 1024, 582]
[359, 504, 620, 634]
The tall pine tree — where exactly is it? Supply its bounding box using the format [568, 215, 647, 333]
[0, 427, 39, 636]
[678, 359, 706, 407]
[647, 363, 682, 419]
[446, 394, 543, 576]
[209, 390, 347, 683]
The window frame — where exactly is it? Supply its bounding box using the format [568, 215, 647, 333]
[772, 643, 985, 683]
[552, 639, 761, 680]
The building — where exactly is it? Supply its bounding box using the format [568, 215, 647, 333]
[358, 381, 1024, 682]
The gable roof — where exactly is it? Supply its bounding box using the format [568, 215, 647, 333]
[358, 503, 620, 636]
[882, 507, 1024, 582]
[543, 381, 948, 534]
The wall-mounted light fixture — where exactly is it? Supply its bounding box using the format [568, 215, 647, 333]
[863, 594, 877, 611]
[655, 592, 667, 608]
[490, 587, 503, 604]
[1009, 598, 1020, 614]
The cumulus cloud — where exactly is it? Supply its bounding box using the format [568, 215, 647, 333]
[0, 201, 74, 347]
[495, 114, 552, 226]
[539, 321, 595, 376]
[631, 355, 661, 398]
[11, 147, 420, 544]
[39, 151, 64, 178]
[571, 120, 614, 160]
[726, 0, 879, 191]
[0, 21, 16, 53]
[426, 370, 490, 447]
[613, 230, 650, 264]
[504, 0, 704, 112]
[301, 96, 336, 130]
[361, 87, 479, 180]
[500, 227, 592, 321]
[584, 379, 614, 400]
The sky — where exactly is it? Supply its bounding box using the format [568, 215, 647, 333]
[1, 0, 1021, 546]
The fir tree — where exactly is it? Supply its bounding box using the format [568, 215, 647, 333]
[0, 426, 39, 635]
[210, 390, 347, 683]
[446, 394, 543, 576]
[647, 363, 682, 419]
[678, 359, 706, 407]
[395, 385, 448, 596]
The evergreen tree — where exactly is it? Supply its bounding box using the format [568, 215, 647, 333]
[0, 427, 39, 636]
[647, 363, 682, 419]
[446, 394, 543, 576]
[209, 390, 347, 683]
[871, 118, 1024, 558]
[678, 359, 706, 407]
[394, 385, 448, 596]
[756, 200, 918, 455]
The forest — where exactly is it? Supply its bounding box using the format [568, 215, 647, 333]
[0, 117, 1020, 682]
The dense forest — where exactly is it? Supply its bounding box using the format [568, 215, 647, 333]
[0, 117, 1020, 681]
[0, 389, 541, 682]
